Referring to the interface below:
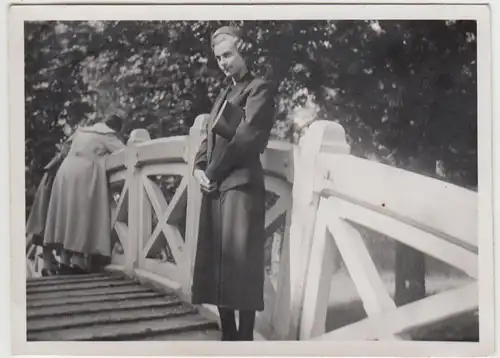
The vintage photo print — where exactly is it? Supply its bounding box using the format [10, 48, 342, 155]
[8, 1, 494, 356]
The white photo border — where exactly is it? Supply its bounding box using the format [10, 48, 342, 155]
[7, 1, 495, 357]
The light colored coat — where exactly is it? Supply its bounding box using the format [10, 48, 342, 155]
[43, 123, 125, 257]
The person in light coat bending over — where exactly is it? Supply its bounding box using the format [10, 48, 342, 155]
[42, 115, 126, 275]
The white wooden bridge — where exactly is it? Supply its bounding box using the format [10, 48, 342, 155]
[26, 116, 478, 341]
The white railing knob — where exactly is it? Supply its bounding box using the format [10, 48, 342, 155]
[127, 128, 151, 145]
[191, 114, 210, 134]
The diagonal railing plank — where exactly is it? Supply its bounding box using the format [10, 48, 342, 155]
[314, 283, 478, 341]
[142, 177, 188, 262]
[326, 199, 397, 317]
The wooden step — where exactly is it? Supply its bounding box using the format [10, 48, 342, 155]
[27, 291, 167, 309]
[26, 274, 126, 288]
[27, 284, 152, 302]
[28, 304, 197, 332]
[28, 296, 182, 319]
[26, 272, 220, 341]
[140, 328, 221, 341]
[26, 279, 136, 294]
[26, 272, 112, 283]
[28, 314, 220, 341]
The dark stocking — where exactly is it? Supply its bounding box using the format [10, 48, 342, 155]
[238, 310, 255, 341]
[218, 307, 237, 341]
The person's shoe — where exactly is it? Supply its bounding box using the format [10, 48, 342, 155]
[220, 330, 238, 341]
[70, 265, 88, 275]
[41, 268, 57, 277]
[237, 331, 254, 341]
[57, 264, 74, 275]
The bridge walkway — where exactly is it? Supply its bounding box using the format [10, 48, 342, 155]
[26, 271, 220, 341]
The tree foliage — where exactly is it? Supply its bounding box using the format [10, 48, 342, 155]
[25, 20, 477, 215]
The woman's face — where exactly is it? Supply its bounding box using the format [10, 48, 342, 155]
[213, 35, 247, 79]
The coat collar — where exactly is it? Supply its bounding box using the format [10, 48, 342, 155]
[231, 70, 252, 85]
[206, 73, 255, 162]
[227, 72, 254, 101]
[210, 72, 254, 124]
[80, 122, 116, 135]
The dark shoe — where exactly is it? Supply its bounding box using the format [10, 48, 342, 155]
[70, 265, 88, 275]
[221, 330, 238, 341]
[41, 268, 57, 277]
[57, 264, 75, 275]
[58, 264, 88, 275]
[237, 333, 254, 341]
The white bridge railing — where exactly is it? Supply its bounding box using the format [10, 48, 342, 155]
[299, 127, 477, 340]
[26, 116, 478, 341]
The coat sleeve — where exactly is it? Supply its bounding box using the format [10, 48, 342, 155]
[104, 133, 126, 153]
[43, 131, 75, 170]
[205, 79, 276, 182]
[43, 153, 64, 171]
[194, 137, 208, 171]
[193, 114, 210, 172]
[193, 99, 220, 173]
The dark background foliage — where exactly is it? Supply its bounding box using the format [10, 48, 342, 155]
[25, 20, 477, 216]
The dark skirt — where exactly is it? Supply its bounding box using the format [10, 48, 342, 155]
[26, 172, 55, 246]
[191, 184, 266, 311]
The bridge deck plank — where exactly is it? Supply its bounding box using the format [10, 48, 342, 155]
[26, 272, 220, 341]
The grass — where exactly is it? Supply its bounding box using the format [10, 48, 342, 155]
[325, 270, 478, 341]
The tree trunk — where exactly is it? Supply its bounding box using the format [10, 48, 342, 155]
[394, 242, 426, 306]
[393, 155, 431, 306]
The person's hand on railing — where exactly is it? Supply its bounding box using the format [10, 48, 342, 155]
[43, 153, 64, 175]
[193, 168, 217, 194]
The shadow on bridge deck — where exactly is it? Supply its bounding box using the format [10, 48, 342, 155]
[26, 272, 220, 341]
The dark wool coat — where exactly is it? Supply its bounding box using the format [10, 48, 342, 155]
[26, 172, 56, 246]
[191, 72, 277, 311]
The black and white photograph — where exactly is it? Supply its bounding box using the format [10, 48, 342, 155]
[8, 2, 494, 356]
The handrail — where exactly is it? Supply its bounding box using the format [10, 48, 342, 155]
[315, 152, 477, 249]
[105, 138, 293, 181]
[319, 187, 478, 254]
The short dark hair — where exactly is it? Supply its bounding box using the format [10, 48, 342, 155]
[105, 114, 124, 132]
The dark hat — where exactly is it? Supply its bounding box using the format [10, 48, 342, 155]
[105, 114, 124, 133]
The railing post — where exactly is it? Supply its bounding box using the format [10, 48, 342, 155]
[181, 114, 208, 300]
[124, 129, 151, 276]
[274, 120, 349, 340]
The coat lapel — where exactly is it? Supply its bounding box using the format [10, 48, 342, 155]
[227, 74, 254, 105]
[207, 73, 255, 161]
[207, 86, 231, 160]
